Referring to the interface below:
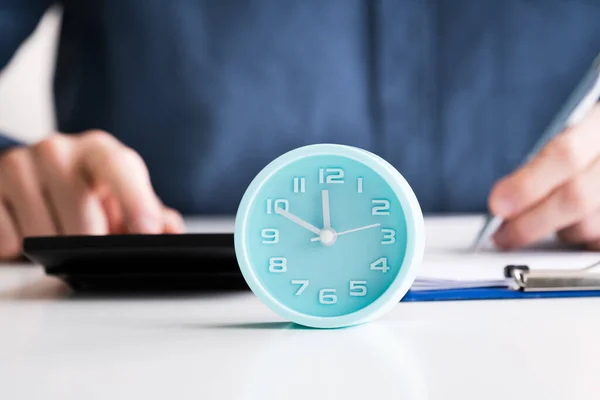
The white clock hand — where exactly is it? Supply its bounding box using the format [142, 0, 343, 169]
[276, 207, 321, 235]
[321, 190, 331, 229]
[311, 223, 380, 242]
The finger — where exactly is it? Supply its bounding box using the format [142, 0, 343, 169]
[489, 105, 600, 218]
[557, 210, 600, 245]
[33, 136, 109, 236]
[0, 148, 57, 237]
[101, 194, 124, 234]
[493, 158, 600, 249]
[76, 131, 163, 234]
[0, 201, 20, 259]
[162, 207, 186, 234]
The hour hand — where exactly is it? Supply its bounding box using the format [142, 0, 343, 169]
[276, 207, 321, 235]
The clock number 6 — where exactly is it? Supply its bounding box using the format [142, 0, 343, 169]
[319, 289, 337, 304]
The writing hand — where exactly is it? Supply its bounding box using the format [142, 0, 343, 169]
[276, 207, 321, 235]
[488, 104, 600, 250]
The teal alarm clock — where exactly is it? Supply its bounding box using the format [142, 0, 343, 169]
[234, 144, 424, 328]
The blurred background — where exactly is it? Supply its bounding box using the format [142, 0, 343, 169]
[0, 6, 61, 144]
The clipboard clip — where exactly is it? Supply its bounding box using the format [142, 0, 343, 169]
[504, 261, 600, 292]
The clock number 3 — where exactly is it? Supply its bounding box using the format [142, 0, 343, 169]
[381, 229, 396, 244]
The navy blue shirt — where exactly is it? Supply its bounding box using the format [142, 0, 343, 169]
[1, 0, 599, 214]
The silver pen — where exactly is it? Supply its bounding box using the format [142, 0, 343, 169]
[473, 53, 600, 251]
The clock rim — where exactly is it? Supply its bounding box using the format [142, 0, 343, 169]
[234, 143, 425, 329]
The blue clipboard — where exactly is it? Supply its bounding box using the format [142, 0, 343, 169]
[401, 264, 600, 302]
[402, 287, 600, 302]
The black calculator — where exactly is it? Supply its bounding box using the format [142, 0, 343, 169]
[23, 233, 248, 292]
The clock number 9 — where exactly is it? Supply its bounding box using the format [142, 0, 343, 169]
[319, 289, 337, 304]
[261, 228, 279, 244]
[268, 257, 287, 273]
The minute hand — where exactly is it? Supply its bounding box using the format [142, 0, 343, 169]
[311, 223, 380, 242]
[276, 207, 321, 235]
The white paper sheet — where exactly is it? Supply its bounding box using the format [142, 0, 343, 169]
[418, 215, 600, 289]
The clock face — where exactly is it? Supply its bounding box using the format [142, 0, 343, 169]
[235, 145, 422, 327]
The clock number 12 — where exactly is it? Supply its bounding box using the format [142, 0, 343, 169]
[319, 168, 344, 184]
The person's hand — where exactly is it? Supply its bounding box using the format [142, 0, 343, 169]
[0, 130, 185, 260]
[488, 104, 600, 250]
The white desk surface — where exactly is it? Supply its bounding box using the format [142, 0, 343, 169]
[2, 216, 600, 400]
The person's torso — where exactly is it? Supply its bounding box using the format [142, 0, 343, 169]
[53, 0, 600, 214]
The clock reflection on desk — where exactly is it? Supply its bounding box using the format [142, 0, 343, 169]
[240, 323, 428, 400]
